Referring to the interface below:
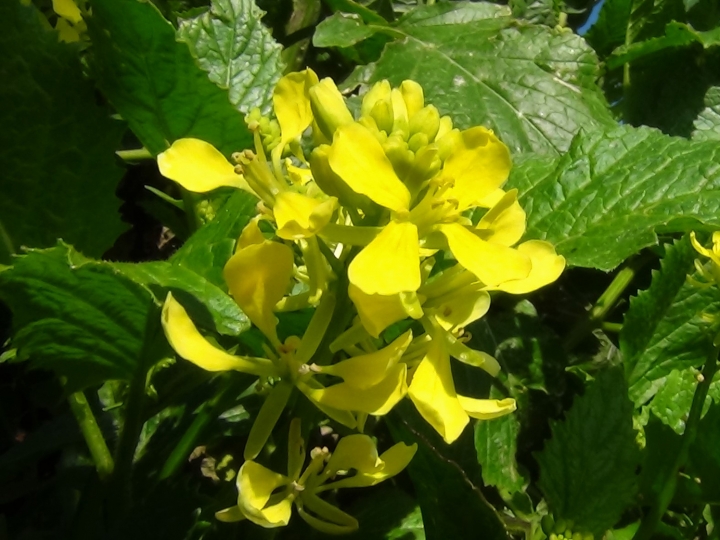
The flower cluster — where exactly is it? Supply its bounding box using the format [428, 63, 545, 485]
[157, 69, 565, 532]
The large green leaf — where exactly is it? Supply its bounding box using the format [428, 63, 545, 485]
[584, 0, 632, 57]
[693, 86, 720, 141]
[536, 369, 640, 535]
[313, 12, 379, 48]
[171, 190, 259, 288]
[87, 0, 250, 157]
[0, 244, 151, 392]
[178, 0, 284, 115]
[508, 125, 720, 270]
[620, 237, 720, 405]
[343, 2, 614, 155]
[0, 1, 126, 264]
[648, 368, 720, 434]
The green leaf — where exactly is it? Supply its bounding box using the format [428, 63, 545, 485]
[388, 402, 507, 540]
[0, 244, 152, 392]
[584, 0, 632, 57]
[0, 1, 126, 264]
[536, 369, 640, 535]
[649, 368, 720, 434]
[508, 125, 720, 270]
[109, 260, 249, 335]
[684, 403, 720, 503]
[343, 2, 614, 155]
[607, 22, 720, 69]
[509, 0, 561, 26]
[620, 236, 720, 405]
[171, 190, 259, 288]
[313, 12, 378, 48]
[474, 403, 526, 494]
[87, 0, 251, 157]
[693, 86, 720, 141]
[177, 0, 284, 115]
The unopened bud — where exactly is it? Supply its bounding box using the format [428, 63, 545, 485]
[436, 128, 462, 161]
[361, 80, 391, 117]
[383, 133, 413, 178]
[541, 515, 555, 535]
[400, 80, 424, 118]
[391, 88, 409, 137]
[436, 115, 454, 140]
[309, 78, 354, 140]
[370, 97, 394, 134]
[408, 132, 429, 153]
[409, 105, 441, 141]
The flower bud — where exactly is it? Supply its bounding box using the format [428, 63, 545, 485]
[400, 80, 424, 118]
[361, 80, 391, 117]
[309, 78, 354, 141]
[407, 132, 429, 153]
[436, 128, 462, 161]
[409, 105, 440, 141]
[370, 97, 394, 134]
[382, 132, 413, 178]
[436, 115, 454, 140]
[391, 88, 409, 138]
[406, 146, 440, 189]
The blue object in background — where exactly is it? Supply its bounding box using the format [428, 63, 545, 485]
[577, 0, 605, 35]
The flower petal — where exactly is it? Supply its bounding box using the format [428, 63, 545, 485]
[349, 221, 421, 295]
[53, 0, 82, 24]
[329, 123, 411, 213]
[324, 434, 382, 477]
[494, 240, 566, 295]
[349, 285, 424, 338]
[320, 330, 413, 389]
[424, 287, 490, 331]
[157, 138, 249, 193]
[442, 127, 511, 210]
[274, 192, 338, 240]
[297, 493, 359, 534]
[224, 241, 294, 344]
[476, 189, 526, 247]
[457, 396, 516, 420]
[237, 461, 292, 528]
[307, 364, 408, 415]
[244, 382, 294, 460]
[161, 294, 276, 376]
[439, 223, 531, 287]
[309, 78, 354, 140]
[407, 339, 468, 444]
[274, 69, 319, 145]
[215, 505, 246, 523]
[321, 442, 417, 490]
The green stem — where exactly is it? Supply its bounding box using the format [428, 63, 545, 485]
[116, 148, 153, 161]
[564, 255, 649, 350]
[0, 218, 15, 264]
[181, 189, 201, 233]
[601, 322, 623, 333]
[633, 346, 720, 540]
[158, 375, 242, 480]
[68, 391, 114, 480]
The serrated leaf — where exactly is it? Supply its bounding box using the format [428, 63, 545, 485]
[313, 12, 378, 48]
[509, 0, 560, 26]
[87, 0, 250, 157]
[110, 261, 249, 335]
[0, 244, 152, 392]
[0, 1, 126, 264]
[584, 0, 632, 57]
[649, 368, 720, 434]
[171, 190, 259, 288]
[620, 236, 720, 405]
[508, 125, 720, 270]
[536, 369, 640, 535]
[474, 403, 526, 494]
[693, 86, 720, 141]
[177, 0, 284, 115]
[684, 403, 720, 503]
[343, 2, 614, 155]
[388, 402, 507, 540]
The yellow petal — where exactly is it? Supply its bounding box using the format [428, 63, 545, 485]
[691, 231, 720, 267]
[237, 461, 292, 528]
[349, 221, 421, 295]
[53, 0, 82, 24]
[307, 364, 408, 415]
[56, 18, 80, 42]
[244, 382, 294, 460]
[361, 80, 391, 118]
[309, 78, 354, 140]
[324, 434, 382, 476]
[320, 330, 413, 389]
[445, 329, 501, 376]
[236, 217, 266, 250]
[400, 80, 424, 119]
[297, 381, 358, 428]
[457, 396, 517, 420]
[274, 69, 319, 145]
[494, 240, 566, 295]
[328, 123, 411, 213]
[224, 241, 294, 343]
[407, 339, 468, 444]
[286, 162, 313, 185]
[161, 294, 276, 376]
[390, 88, 409, 135]
[349, 285, 424, 338]
[215, 505, 246, 523]
[298, 493, 359, 534]
[274, 192, 338, 240]
[442, 127, 511, 210]
[321, 442, 417, 490]
[424, 287, 490, 331]
[439, 223, 531, 287]
[157, 138, 249, 193]
[476, 189, 526, 247]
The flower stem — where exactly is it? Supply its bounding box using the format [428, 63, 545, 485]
[633, 345, 720, 540]
[115, 148, 153, 161]
[68, 391, 114, 480]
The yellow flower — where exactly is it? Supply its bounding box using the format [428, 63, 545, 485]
[52, 0, 87, 43]
[216, 419, 416, 534]
[407, 318, 516, 444]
